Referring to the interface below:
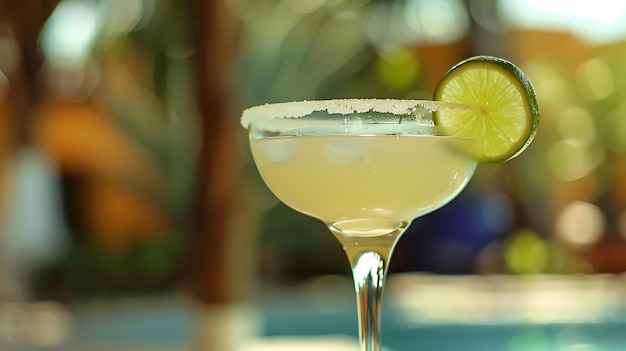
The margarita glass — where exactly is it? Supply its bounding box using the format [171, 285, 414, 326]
[242, 99, 478, 350]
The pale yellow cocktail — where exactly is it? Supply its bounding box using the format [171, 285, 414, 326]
[243, 99, 478, 350]
[251, 134, 476, 236]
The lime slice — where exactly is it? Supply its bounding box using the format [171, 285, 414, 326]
[433, 55, 540, 163]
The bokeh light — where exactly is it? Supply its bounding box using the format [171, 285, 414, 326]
[555, 201, 604, 246]
[40, 0, 99, 66]
[499, 0, 626, 44]
[548, 140, 601, 181]
[0, 30, 19, 79]
[367, 0, 468, 51]
[521, 61, 572, 109]
[98, 0, 154, 37]
[478, 193, 514, 235]
[505, 229, 548, 274]
[576, 57, 614, 101]
[557, 107, 596, 148]
[375, 47, 419, 91]
[403, 0, 469, 45]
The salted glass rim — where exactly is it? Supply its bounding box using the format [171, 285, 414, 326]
[240, 99, 465, 129]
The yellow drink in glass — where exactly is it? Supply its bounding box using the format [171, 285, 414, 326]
[251, 134, 476, 235]
[243, 99, 477, 350]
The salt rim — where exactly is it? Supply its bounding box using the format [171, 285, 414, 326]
[240, 99, 463, 128]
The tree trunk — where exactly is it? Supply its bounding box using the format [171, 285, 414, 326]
[184, 0, 255, 305]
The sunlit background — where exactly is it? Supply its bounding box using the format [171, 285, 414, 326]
[2, 0, 626, 350]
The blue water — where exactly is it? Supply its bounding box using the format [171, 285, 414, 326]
[264, 305, 626, 351]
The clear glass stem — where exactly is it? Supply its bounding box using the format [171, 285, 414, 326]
[330, 224, 405, 351]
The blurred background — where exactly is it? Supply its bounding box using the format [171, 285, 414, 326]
[2, 0, 626, 350]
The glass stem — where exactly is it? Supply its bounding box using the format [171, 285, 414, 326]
[331, 226, 404, 351]
[351, 250, 388, 351]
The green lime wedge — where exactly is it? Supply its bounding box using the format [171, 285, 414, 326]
[433, 55, 540, 163]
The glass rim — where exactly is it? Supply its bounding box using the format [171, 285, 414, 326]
[240, 99, 467, 129]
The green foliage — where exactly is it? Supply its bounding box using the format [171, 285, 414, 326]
[31, 235, 184, 300]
